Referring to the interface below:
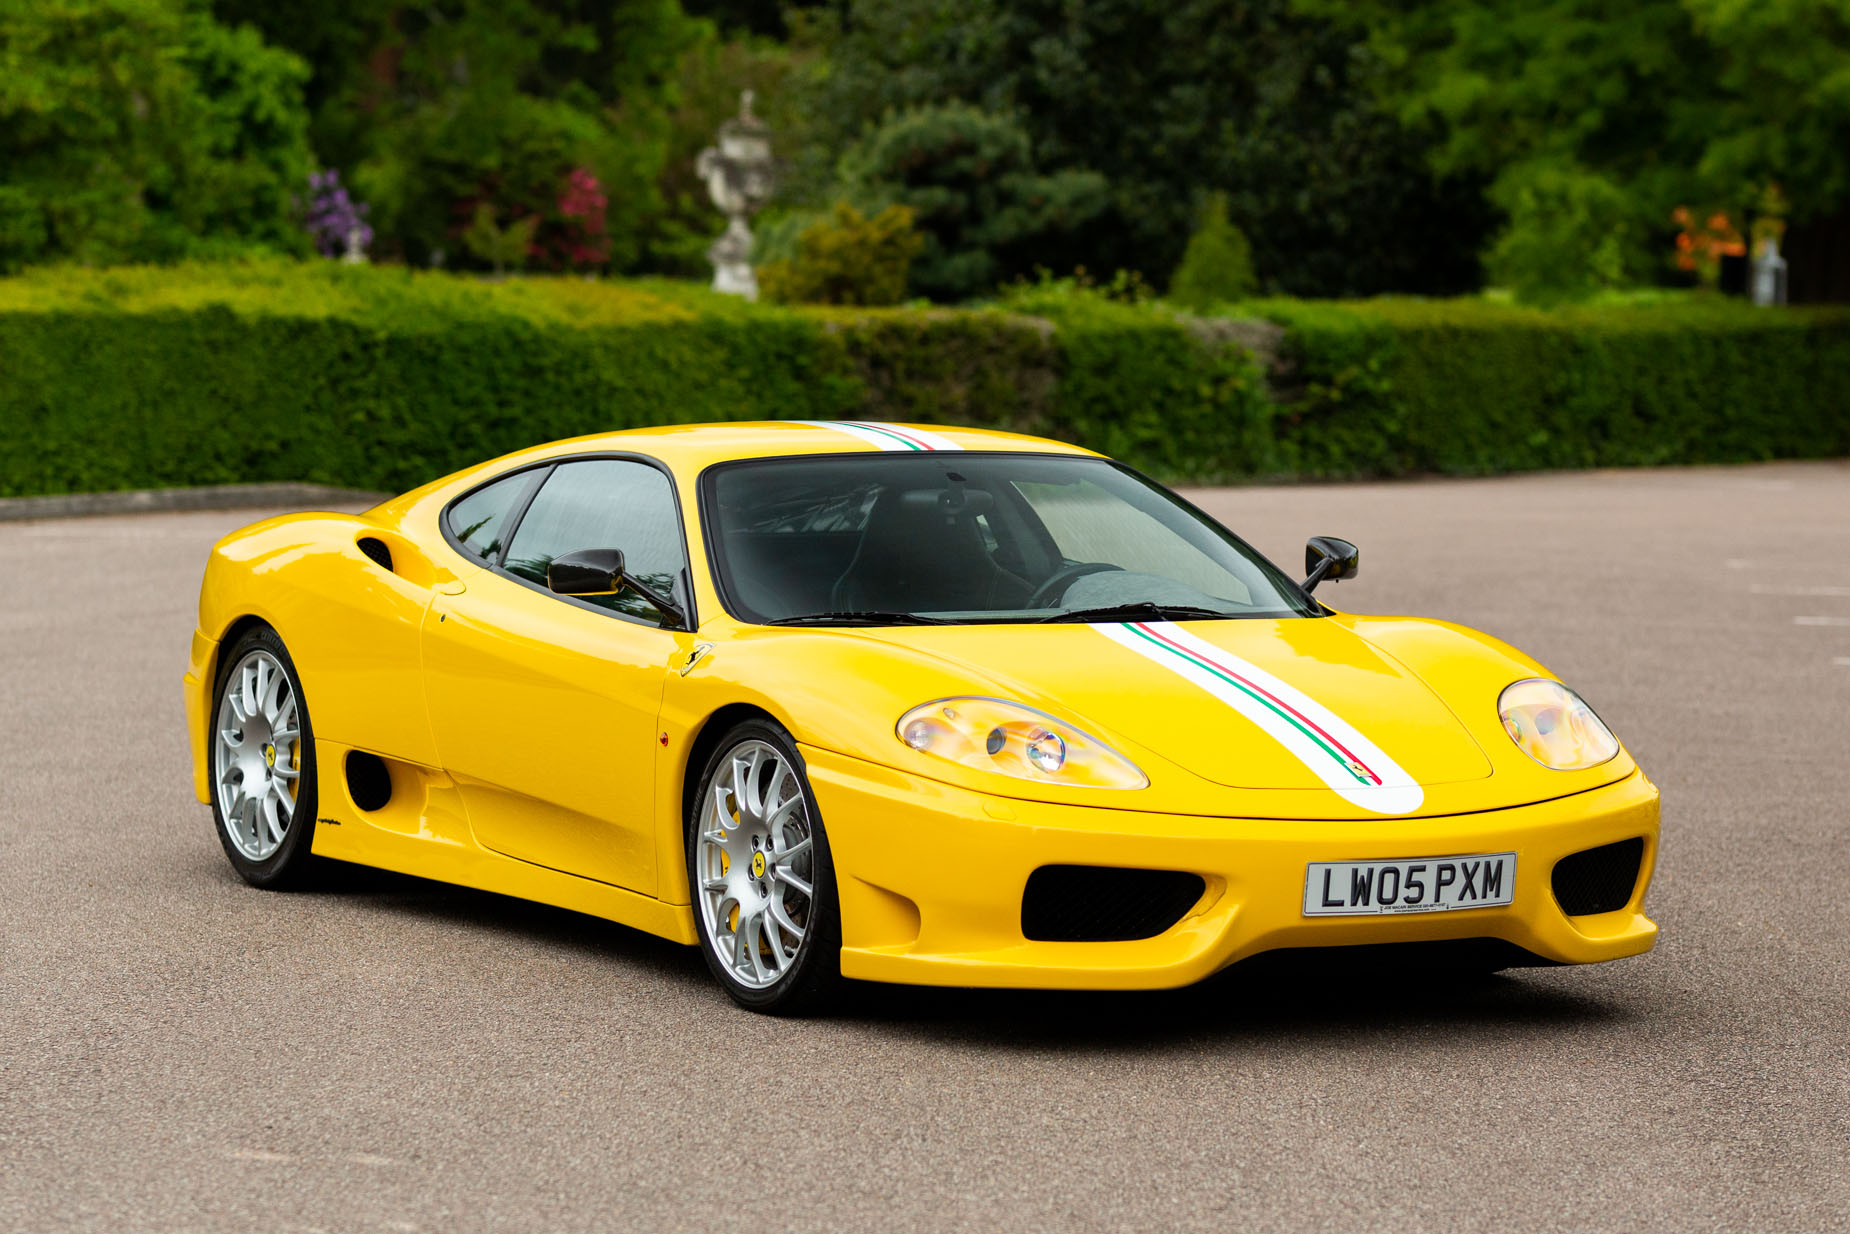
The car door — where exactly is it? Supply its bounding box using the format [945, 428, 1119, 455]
[422, 456, 695, 895]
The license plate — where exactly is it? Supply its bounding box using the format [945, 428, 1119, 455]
[1302, 852, 1516, 916]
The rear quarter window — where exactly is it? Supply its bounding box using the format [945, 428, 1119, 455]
[445, 471, 540, 563]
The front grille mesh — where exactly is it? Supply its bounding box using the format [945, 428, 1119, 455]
[1551, 837, 1645, 916]
[1021, 865, 1206, 942]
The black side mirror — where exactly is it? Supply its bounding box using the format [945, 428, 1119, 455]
[548, 548, 626, 596]
[1303, 536, 1358, 593]
[545, 547, 688, 628]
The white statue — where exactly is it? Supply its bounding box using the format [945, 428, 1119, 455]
[1751, 236, 1787, 306]
[696, 91, 776, 299]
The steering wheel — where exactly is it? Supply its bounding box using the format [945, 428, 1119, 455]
[1027, 561, 1123, 608]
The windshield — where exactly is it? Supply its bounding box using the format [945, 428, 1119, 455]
[701, 453, 1319, 625]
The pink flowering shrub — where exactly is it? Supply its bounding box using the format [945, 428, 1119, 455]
[546, 168, 609, 270]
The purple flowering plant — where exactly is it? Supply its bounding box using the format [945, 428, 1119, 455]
[303, 170, 372, 258]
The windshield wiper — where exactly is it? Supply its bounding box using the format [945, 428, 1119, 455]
[768, 610, 950, 627]
[1035, 601, 1238, 624]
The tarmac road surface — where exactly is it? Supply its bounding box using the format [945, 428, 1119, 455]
[3, 461, 1848, 1233]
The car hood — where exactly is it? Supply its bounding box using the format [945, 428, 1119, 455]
[854, 617, 1494, 805]
[705, 613, 1637, 820]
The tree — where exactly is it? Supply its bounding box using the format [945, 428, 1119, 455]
[838, 104, 1108, 300]
[212, 0, 708, 267]
[0, 0, 312, 269]
[785, 0, 1493, 298]
[1304, 0, 1850, 299]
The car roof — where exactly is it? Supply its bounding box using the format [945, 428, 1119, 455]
[371, 422, 1101, 521]
[513, 421, 1096, 471]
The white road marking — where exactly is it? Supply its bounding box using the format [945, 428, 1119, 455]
[1751, 584, 1850, 597]
[1794, 616, 1850, 627]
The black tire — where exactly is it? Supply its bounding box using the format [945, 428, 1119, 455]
[686, 718, 842, 1014]
[209, 624, 320, 889]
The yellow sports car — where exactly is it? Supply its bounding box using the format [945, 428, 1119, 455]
[185, 422, 1659, 1011]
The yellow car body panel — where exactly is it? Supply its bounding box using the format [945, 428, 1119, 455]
[183, 422, 1659, 988]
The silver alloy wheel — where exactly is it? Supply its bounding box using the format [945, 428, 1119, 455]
[695, 739, 816, 990]
[213, 649, 302, 862]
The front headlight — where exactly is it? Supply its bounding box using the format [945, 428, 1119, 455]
[897, 697, 1148, 789]
[1498, 679, 1619, 770]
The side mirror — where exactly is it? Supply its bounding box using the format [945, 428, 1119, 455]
[1303, 536, 1358, 593]
[547, 548, 625, 596]
[544, 546, 688, 629]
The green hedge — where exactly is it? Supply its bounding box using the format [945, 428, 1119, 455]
[0, 261, 1266, 496]
[0, 263, 1846, 498]
[1245, 297, 1850, 477]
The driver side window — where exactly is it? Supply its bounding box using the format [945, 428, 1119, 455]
[503, 459, 686, 624]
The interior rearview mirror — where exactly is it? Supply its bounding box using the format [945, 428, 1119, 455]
[1303, 536, 1358, 593]
[547, 547, 626, 596]
[899, 486, 997, 518]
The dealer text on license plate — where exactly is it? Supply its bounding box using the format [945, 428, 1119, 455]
[1302, 852, 1516, 916]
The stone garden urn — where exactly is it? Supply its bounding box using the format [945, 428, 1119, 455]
[696, 91, 776, 300]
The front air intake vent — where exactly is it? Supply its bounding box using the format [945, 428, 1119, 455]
[1021, 865, 1206, 942]
[1551, 837, 1645, 916]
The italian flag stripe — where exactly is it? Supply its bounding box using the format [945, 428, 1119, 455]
[1092, 618, 1424, 814]
[1123, 622, 1383, 786]
[840, 421, 934, 451]
[790, 420, 965, 452]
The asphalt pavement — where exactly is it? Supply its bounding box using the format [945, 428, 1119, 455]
[3, 461, 1847, 1233]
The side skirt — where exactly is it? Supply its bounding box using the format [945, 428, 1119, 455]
[307, 738, 698, 946]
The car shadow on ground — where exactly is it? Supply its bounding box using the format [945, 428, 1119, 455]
[830, 954, 1638, 1052]
[283, 857, 1638, 1046]
[286, 856, 707, 987]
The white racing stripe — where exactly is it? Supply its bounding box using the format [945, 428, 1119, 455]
[791, 421, 964, 452]
[1095, 620, 1426, 815]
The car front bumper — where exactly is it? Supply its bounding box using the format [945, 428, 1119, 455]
[802, 747, 1659, 990]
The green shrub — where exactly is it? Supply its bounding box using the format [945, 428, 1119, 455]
[461, 205, 541, 275]
[1485, 164, 1643, 306]
[1168, 193, 1258, 310]
[757, 203, 923, 306]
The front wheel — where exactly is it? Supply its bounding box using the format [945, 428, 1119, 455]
[210, 624, 319, 888]
[688, 720, 841, 1014]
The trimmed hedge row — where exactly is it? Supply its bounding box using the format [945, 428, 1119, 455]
[0, 262, 1266, 496]
[1, 263, 1846, 498]
[1246, 297, 1850, 476]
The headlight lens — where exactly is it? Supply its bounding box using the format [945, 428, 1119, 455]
[1498, 679, 1619, 770]
[897, 697, 1147, 789]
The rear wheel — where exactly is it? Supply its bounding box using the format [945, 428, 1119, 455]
[210, 625, 319, 888]
[688, 720, 841, 1013]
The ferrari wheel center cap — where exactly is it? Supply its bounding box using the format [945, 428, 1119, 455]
[750, 851, 766, 879]
[263, 743, 276, 768]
